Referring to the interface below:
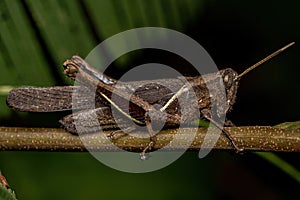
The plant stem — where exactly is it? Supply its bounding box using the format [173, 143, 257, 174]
[0, 126, 299, 152]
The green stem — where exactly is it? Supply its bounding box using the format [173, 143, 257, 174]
[0, 126, 300, 152]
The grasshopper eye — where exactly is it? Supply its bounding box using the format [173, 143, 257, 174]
[224, 75, 229, 83]
[221, 68, 237, 89]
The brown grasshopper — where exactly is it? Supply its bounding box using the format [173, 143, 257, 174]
[6, 42, 294, 159]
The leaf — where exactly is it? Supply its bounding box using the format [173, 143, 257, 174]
[274, 121, 300, 130]
[255, 121, 300, 184]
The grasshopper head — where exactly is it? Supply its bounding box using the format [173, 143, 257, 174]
[220, 42, 294, 113]
[219, 68, 239, 112]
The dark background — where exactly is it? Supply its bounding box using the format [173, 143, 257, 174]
[0, 0, 299, 199]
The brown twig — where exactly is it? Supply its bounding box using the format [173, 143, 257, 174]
[0, 126, 299, 152]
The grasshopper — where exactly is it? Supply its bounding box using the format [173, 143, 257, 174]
[6, 42, 294, 159]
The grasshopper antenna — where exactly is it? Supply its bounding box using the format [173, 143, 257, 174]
[236, 42, 295, 80]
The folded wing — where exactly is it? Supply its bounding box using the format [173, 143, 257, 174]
[6, 86, 105, 112]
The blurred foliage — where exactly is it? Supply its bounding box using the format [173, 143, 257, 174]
[0, 184, 17, 200]
[0, 0, 300, 199]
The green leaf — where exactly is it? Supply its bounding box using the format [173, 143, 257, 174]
[255, 122, 300, 184]
[274, 121, 300, 130]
